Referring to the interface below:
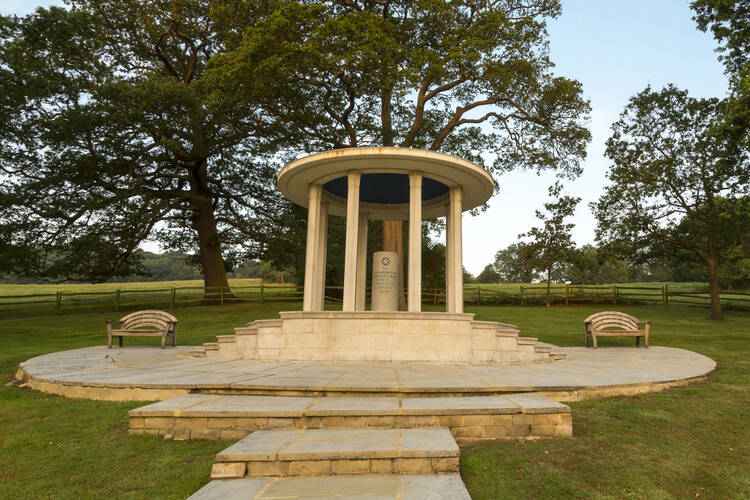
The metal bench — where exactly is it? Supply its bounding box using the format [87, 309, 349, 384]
[106, 310, 177, 348]
[584, 311, 650, 348]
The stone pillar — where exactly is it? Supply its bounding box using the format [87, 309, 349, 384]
[342, 171, 361, 311]
[303, 184, 322, 312]
[372, 251, 399, 311]
[449, 186, 464, 313]
[445, 203, 453, 312]
[408, 172, 422, 312]
[355, 211, 368, 311]
[314, 199, 328, 310]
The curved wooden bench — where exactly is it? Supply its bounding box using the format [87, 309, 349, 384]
[106, 310, 177, 348]
[584, 311, 650, 348]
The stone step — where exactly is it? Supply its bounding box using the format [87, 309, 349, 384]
[129, 393, 572, 444]
[516, 336, 538, 345]
[185, 349, 206, 358]
[496, 322, 521, 338]
[203, 342, 219, 351]
[216, 335, 236, 344]
[535, 342, 567, 361]
[189, 474, 470, 500]
[210, 428, 459, 479]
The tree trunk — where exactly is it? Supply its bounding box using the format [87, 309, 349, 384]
[188, 159, 232, 301]
[545, 266, 552, 308]
[706, 252, 723, 320]
[382, 220, 406, 310]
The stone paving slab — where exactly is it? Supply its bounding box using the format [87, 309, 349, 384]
[129, 393, 566, 418]
[217, 428, 458, 462]
[188, 474, 470, 500]
[306, 396, 400, 415]
[18, 345, 716, 401]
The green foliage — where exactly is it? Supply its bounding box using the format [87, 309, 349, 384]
[1, 0, 591, 292]
[494, 243, 537, 283]
[566, 245, 629, 285]
[519, 182, 580, 296]
[595, 85, 750, 318]
[0, 2, 285, 286]
[476, 264, 500, 284]
[212, 0, 591, 171]
[422, 235, 447, 290]
[692, 0, 750, 80]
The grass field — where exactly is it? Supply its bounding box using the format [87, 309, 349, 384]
[1, 301, 749, 498]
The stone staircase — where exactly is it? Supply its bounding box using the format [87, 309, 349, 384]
[129, 393, 572, 444]
[197, 318, 566, 364]
[210, 428, 459, 479]
[154, 392, 571, 499]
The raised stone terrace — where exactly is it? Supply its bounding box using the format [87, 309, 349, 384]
[16, 345, 715, 498]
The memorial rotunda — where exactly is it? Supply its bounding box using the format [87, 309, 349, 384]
[204, 147, 563, 364]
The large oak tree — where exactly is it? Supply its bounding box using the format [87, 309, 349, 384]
[215, 0, 591, 301]
[0, 1, 290, 291]
[594, 85, 750, 320]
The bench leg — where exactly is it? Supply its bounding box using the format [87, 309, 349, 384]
[636, 336, 640, 347]
[644, 334, 648, 348]
[108, 333, 112, 349]
[172, 334, 176, 347]
[119, 336, 123, 347]
[161, 335, 166, 349]
[592, 335, 598, 349]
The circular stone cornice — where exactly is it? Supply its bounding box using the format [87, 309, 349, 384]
[277, 147, 495, 220]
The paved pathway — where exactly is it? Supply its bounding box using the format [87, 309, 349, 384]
[19, 345, 716, 397]
[188, 474, 470, 499]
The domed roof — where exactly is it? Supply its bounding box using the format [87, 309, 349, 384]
[277, 147, 495, 220]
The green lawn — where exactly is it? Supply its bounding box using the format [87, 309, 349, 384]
[1, 302, 748, 499]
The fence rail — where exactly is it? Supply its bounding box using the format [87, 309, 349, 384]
[1, 283, 749, 316]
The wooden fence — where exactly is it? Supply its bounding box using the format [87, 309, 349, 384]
[1, 283, 749, 316]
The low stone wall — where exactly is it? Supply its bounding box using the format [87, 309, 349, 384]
[129, 411, 572, 445]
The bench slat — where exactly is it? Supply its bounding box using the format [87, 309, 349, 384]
[111, 331, 166, 337]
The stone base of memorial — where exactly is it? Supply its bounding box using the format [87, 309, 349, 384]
[211, 312, 554, 365]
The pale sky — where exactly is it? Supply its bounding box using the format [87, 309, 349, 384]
[3, 1, 728, 274]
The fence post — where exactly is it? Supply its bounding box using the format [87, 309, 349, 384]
[565, 284, 569, 306]
[613, 285, 617, 306]
[115, 290, 120, 312]
[55, 292, 62, 314]
[664, 284, 669, 305]
[260, 282, 264, 304]
[170, 287, 176, 309]
[520, 286, 525, 305]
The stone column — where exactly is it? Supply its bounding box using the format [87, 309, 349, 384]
[408, 172, 422, 312]
[355, 211, 368, 311]
[303, 184, 322, 312]
[449, 186, 464, 313]
[342, 171, 361, 311]
[445, 204, 453, 313]
[314, 199, 328, 310]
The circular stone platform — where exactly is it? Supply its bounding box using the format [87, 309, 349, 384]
[17, 346, 716, 402]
